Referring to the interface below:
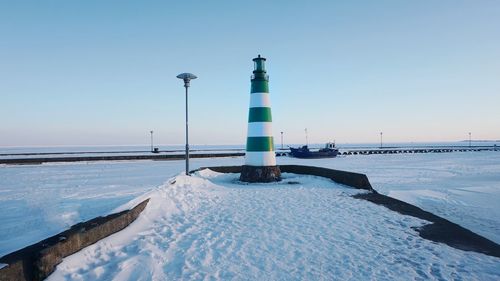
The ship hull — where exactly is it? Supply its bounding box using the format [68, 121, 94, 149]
[289, 147, 339, 158]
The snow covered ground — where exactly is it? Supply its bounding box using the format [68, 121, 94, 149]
[46, 170, 499, 280]
[278, 152, 500, 244]
[0, 151, 499, 278]
[0, 157, 242, 256]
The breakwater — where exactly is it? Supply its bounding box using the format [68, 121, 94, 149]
[1, 146, 497, 165]
[0, 152, 245, 165]
[340, 146, 497, 155]
[274, 145, 498, 156]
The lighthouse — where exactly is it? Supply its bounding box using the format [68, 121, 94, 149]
[240, 55, 281, 183]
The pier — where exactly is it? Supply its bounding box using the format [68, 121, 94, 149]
[0, 152, 245, 165]
[1, 146, 497, 165]
[339, 145, 497, 156]
[274, 145, 498, 157]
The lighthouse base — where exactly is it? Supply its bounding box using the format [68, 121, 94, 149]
[239, 165, 282, 183]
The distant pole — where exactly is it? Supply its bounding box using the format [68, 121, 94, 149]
[176, 73, 197, 175]
[305, 128, 309, 146]
[280, 131, 284, 149]
[150, 130, 154, 152]
[469, 132, 471, 148]
[380, 132, 383, 149]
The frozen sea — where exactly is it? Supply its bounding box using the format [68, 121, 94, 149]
[0, 147, 499, 279]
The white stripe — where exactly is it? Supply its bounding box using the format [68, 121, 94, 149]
[245, 151, 277, 166]
[247, 122, 273, 137]
[249, 92, 271, 108]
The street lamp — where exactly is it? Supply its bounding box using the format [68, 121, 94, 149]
[380, 132, 383, 149]
[176, 72, 197, 175]
[280, 131, 284, 149]
[150, 130, 154, 152]
[469, 132, 471, 148]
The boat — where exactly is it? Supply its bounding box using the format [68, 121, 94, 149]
[289, 142, 339, 158]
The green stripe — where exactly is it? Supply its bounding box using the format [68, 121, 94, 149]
[248, 107, 272, 122]
[251, 80, 269, 93]
[246, 137, 274, 151]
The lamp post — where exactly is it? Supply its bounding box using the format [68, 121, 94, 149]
[305, 128, 308, 146]
[150, 130, 154, 152]
[469, 132, 471, 148]
[176, 73, 197, 175]
[280, 131, 284, 149]
[380, 132, 383, 149]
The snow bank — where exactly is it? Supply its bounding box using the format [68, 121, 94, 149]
[47, 171, 500, 280]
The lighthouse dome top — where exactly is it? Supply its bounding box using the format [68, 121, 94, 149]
[252, 54, 266, 61]
[252, 55, 267, 75]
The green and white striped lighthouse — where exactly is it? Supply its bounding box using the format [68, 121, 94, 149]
[240, 55, 281, 182]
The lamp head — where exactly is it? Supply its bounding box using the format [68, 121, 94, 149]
[177, 73, 197, 87]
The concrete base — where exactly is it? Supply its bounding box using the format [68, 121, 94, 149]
[239, 165, 281, 183]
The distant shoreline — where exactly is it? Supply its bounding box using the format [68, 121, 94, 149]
[1, 140, 499, 149]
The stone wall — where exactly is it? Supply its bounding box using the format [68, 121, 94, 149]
[354, 193, 500, 258]
[0, 199, 149, 281]
[195, 165, 373, 191]
[279, 165, 373, 191]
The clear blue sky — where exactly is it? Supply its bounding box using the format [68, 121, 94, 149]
[1, 0, 499, 146]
